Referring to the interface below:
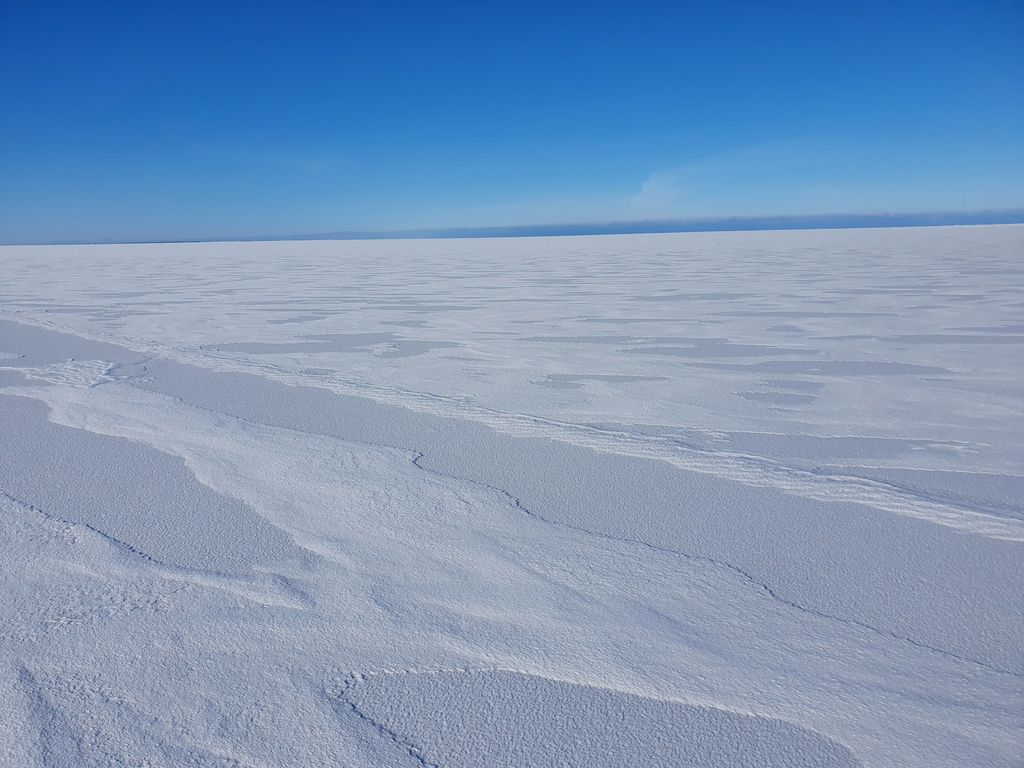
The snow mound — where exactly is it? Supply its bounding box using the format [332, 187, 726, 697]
[335, 668, 861, 768]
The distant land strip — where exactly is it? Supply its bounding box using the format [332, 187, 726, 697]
[8, 209, 1024, 246]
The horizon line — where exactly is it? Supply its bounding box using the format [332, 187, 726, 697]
[4, 208, 1023, 247]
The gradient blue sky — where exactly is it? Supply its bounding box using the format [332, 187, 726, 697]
[1, 1, 1022, 243]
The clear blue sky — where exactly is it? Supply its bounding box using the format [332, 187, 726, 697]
[1, 1, 1022, 243]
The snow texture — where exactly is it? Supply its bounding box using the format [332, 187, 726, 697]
[1, 225, 1022, 767]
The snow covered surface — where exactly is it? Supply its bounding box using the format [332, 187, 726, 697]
[0, 225, 1021, 766]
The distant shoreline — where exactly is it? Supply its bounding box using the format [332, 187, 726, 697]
[5, 209, 1022, 246]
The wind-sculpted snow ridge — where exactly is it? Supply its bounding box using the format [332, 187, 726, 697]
[223, 357, 1024, 541]
[332, 667, 863, 768]
[8, 334, 1019, 676]
[408, 450, 1022, 678]
[0, 489, 313, 615]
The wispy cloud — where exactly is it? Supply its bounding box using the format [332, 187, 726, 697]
[628, 141, 846, 219]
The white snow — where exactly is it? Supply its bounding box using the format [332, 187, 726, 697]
[0, 225, 1022, 766]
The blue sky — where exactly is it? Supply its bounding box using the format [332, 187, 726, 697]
[1, 1, 1022, 243]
